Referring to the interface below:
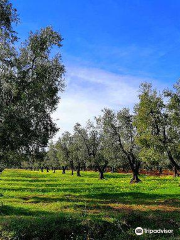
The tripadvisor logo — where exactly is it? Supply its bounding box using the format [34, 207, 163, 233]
[135, 227, 173, 235]
[135, 227, 143, 235]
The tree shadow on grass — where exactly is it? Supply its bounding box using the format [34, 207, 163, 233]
[83, 192, 180, 207]
[0, 204, 133, 240]
[0, 178, 51, 183]
[8, 191, 179, 208]
[0, 204, 56, 217]
[0, 185, 110, 193]
[0, 204, 179, 240]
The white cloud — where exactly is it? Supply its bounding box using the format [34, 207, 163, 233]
[52, 65, 159, 141]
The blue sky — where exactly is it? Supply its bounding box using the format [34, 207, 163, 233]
[12, 0, 180, 138]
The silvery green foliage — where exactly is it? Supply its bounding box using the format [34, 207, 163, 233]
[135, 82, 180, 171]
[0, 1, 65, 162]
[56, 132, 73, 167]
[100, 108, 141, 182]
[74, 121, 108, 168]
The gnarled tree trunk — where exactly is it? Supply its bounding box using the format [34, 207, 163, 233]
[174, 166, 179, 177]
[99, 170, 104, 179]
[159, 167, 162, 175]
[167, 150, 180, 171]
[77, 163, 81, 176]
[70, 161, 74, 175]
[129, 160, 141, 183]
[97, 162, 108, 180]
[130, 169, 141, 183]
[62, 166, 66, 174]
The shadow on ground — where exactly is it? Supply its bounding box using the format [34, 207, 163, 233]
[0, 195, 179, 240]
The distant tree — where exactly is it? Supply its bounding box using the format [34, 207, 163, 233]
[100, 108, 141, 183]
[56, 139, 68, 174]
[58, 132, 74, 175]
[138, 147, 169, 174]
[39, 159, 46, 172]
[74, 120, 108, 180]
[70, 132, 88, 177]
[47, 141, 59, 173]
[97, 115, 129, 173]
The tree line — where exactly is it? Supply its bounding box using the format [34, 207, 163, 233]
[31, 81, 180, 183]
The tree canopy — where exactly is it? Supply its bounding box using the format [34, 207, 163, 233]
[0, 0, 65, 165]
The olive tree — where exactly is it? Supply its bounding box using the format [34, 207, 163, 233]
[74, 120, 108, 180]
[0, 25, 65, 168]
[100, 108, 141, 183]
[70, 132, 88, 176]
[134, 82, 180, 177]
[47, 141, 59, 173]
[57, 132, 74, 175]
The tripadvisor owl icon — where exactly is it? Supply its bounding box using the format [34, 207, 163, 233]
[135, 227, 143, 235]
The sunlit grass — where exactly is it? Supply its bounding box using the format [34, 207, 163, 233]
[0, 169, 179, 239]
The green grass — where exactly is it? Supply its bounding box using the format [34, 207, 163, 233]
[0, 169, 179, 240]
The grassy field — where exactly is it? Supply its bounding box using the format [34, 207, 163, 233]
[0, 170, 179, 240]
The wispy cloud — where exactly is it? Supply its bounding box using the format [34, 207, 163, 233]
[52, 65, 160, 140]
